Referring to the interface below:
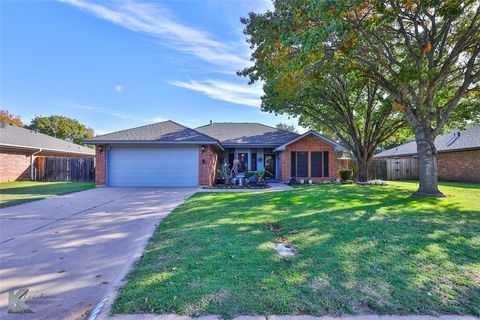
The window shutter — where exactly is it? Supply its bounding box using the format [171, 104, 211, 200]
[311, 152, 322, 177]
[323, 151, 329, 177]
[290, 152, 296, 177]
[297, 152, 308, 177]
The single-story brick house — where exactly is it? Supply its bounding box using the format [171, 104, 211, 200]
[374, 125, 480, 182]
[85, 121, 346, 187]
[0, 122, 95, 182]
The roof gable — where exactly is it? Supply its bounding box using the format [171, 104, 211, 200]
[85, 120, 218, 144]
[274, 130, 346, 152]
[0, 122, 94, 156]
[195, 122, 299, 146]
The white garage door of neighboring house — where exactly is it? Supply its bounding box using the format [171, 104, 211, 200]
[108, 146, 199, 187]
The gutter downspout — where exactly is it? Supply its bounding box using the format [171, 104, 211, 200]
[31, 149, 42, 180]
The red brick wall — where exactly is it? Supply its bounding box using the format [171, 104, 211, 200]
[280, 134, 339, 183]
[95, 145, 106, 186]
[198, 145, 219, 186]
[0, 149, 32, 182]
[437, 150, 480, 182]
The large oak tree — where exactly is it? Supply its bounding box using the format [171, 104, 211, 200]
[240, 0, 480, 196]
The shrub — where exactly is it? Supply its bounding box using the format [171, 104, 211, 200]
[357, 179, 387, 186]
[338, 169, 353, 181]
[244, 170, 255, 179]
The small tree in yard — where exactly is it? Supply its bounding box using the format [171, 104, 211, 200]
[240, 0, 480, 196]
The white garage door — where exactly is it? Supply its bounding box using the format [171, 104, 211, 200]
[108, 146, 199, 187]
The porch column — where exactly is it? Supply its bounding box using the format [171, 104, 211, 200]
[275, 153, 281, 180]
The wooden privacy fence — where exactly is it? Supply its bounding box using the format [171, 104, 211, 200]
[339, 158, 418, 181]
[35, 157, 95, 182]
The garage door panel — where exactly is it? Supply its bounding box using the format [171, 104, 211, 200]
[108, 147, 199, 187]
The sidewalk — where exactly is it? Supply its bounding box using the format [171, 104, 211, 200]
[99, 314, 479, 320]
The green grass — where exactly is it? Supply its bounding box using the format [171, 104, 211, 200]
[0, 181, 95, 208]
[112, 181, 480, 317]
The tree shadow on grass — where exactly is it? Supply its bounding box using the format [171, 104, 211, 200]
[112, 184, 480, 317]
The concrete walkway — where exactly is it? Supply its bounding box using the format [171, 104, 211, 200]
[0, 187, 197, 320]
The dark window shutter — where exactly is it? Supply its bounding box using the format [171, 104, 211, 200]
[311, 152, 323, 177]
[290, 152, 296, 177]
[323, 151, 329, 177]
[251, 153, 257, 171]
[297, 152, 308, 177]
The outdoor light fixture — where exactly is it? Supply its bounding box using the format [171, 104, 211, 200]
[99, 146, 103, 152]
[107, 146, 112, 151]
[201, 145, 206, 153]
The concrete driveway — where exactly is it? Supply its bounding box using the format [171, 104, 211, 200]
[0, 187, 197, 320]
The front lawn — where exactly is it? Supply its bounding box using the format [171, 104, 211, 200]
[112, 181, 480, 317]
[0, 181, 95, 208]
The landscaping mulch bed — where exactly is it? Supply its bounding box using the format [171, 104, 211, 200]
[203, 183, 271, 190]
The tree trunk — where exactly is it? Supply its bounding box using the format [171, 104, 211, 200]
[414, 134, 444, 197]
[357, 158, 369, 182]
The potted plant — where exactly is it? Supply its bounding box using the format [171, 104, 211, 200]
[257, 169, 266, 183]
[308, 177, 313, 184]
[300, 178, 305, 184]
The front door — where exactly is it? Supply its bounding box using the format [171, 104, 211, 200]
[264, 154, 276, 179]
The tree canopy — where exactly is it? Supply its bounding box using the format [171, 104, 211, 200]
[240, 0, 479, 195]
[27, 115, 94, 146]
[0, 109, 23, 127]
[276, 122, 298, 133]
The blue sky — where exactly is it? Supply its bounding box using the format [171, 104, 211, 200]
[1, 0, 301, 135]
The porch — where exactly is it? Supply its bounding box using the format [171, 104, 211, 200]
[218, 148, 281, 181]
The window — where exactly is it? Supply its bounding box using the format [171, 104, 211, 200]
[323, 151, 329, 177]
[290, 152, 296, 177]
[311, 152, 323, 177]
[297, 152, 308, 177]
[238, 153, 248, 173]
[251, 153, 257, 171]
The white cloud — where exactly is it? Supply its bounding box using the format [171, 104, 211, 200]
[114, 84, 123, 93]
[63, 101, 163, 123]
[170, 79, 263, 107]
[60, 0, 250, 71]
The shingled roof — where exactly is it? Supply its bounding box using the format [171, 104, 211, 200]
[374, 125, 480, 158]
[0, 122, 95, 156]
[85, 120, 219, 144]
[195, 122, 299, 147]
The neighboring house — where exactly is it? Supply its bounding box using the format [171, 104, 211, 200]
[374, 125, 480, 182]
[0, 122, 95, 182]
[85, 120, 345, 187]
